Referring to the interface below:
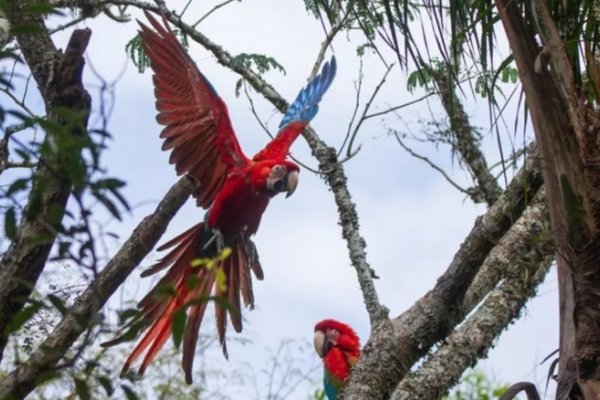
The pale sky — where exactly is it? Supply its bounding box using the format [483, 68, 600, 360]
[10, 1, 558, 398]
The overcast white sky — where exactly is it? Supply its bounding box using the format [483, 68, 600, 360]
[10, 0, 558, 398]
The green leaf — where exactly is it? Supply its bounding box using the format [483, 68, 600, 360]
[101, 319, 149, 347]
[126, 34, 148, 73]
[118, 308, 142, 324]
[107, 183, 131, 212]
[219, 247, 232, 260]
[34, 370, 60, 386]
[10, 23, 45, 35]
[7, 178, 30, 196]
[126, 29, 193, 74]
[407, 67, 431, 93]
[47, 294, 68, 316]
[186, 274, 201, 289]
[171, 310, 186, 349]
[73, 377, 91, 400]
[14, 148, 31, 163]
[190, 257, 210, 268]
[6, 300, 44, 334]
[97, 376, 114, 396]
[93, 191, 122, 221]
[153, 284, 177, 299]
[4, 207, 16, 240]
[313, 389, 326, 400]
[25, 3, 64, 16]
[235, 78, 244, 97]
[92, 178, 126, 190]
[6, 110, 33, 123]
[215, 267, 228, 292]
[0, 0, 9, 16]
[356, 43, 375, 57]
[231, 53, 286, 76]
[121, 384, 139, 400]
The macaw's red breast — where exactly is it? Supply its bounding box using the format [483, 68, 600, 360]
[205, 171, 271, 237]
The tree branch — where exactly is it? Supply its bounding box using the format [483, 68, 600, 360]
[392, 189, 553, 399]
[426, 65, 502, 206]
[343, 148, 544, 399]
[0, 177, 194, 399]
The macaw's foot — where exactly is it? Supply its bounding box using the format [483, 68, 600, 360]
[203, 228, 225, 255]
[243, 238, 264, 281]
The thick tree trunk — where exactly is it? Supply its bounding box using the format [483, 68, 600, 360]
[0, 1, 91, 362]
[495, 0, 600, 398]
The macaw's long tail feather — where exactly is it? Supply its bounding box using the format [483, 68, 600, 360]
[117, 222, 263, 384]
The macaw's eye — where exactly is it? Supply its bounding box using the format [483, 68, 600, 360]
[272, 165, 284, 174]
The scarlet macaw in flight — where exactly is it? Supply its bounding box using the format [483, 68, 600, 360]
[314, 319, 361, 399]
[113, 12, 337, 384]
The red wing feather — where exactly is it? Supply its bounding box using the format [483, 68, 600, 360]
[139, 11, 249, 208]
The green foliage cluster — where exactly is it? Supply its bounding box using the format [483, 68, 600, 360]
[445, 370, 511, 400]
[231, 53, 286, 97]
[126, 28, 190, 74]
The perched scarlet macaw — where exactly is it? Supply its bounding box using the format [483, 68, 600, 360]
[110, 12, 336, 383]
[314, 319, 361, 400]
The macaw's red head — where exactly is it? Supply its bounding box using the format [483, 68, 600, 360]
[251, 160, 300, 198]
[314, 318, 361, 396]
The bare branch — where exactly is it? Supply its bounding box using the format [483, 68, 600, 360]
[343, 62, 394, 160]
[392, 130, 475, 198]
[364, 91, 437, 120]
[2, 160, 36, 170]
[191, 0, 238, 28]
[0, 86, 38, 119]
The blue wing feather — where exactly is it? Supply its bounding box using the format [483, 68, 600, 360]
[278, 56, 337, 129]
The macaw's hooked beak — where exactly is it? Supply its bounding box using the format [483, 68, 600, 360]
[313, 329, 335, 358]
[268, 168, 299, 198]
[284, 170, 299, 198]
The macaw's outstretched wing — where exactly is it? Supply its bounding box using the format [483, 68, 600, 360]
[139, 11, 249, 208]
[253, 56, 337, 161]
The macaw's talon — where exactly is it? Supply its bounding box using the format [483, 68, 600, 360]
[244, 238, 263, 281]
[203, 229, 225, 254]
